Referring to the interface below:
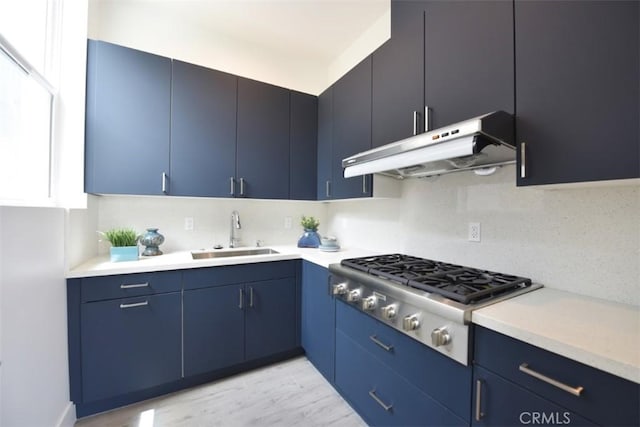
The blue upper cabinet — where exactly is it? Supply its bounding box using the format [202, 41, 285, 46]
[170, 60, 238, 197]
[515, 0, 639, 186]
[236, 77, 291, 199]
[372, 0, 426, 147]
[423, 0, 514, 130]
[331, 55, 373, 200]
[289, 91, 318, 200]
[316, 87, 333, 200]
[85, 40, 171, 195]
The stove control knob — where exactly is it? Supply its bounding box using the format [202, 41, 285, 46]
[332, 283, 348, 296]
[402, 315, 420, 331]
[361, 296, 377, 311]
[381, 305, 397, 320]
[431, 327, 451, 347]
[347, 289, 361, 303]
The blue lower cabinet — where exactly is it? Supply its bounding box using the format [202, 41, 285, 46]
[80, 292, 182, 402]
[183, 284, 245, 377]
[300, 261, 335, 382]
[336, 330, 466, 426]
[245, 277, 298, 360]
[473, 366, 594, 426]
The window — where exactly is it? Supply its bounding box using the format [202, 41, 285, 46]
[0, 0, 61, 204]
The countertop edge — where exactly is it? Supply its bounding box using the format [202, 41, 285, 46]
[472, 290, 640, 385]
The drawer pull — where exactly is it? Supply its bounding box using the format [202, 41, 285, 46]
[120, 282, 149, 289]
[239, 288, 244, 309]
[368, 389, 393, 411]
[519, 363, 584, 397]
[249, 286, 254, 308]
[475, 379, 484, 421]
[369, 335, 393, 352]
[119, 300, 148, 309]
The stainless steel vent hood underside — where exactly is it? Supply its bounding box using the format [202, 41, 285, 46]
[343, 111, 516, 179]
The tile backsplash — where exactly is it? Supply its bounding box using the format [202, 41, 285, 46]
[325, 166, 640, 306]
[95, 195, 328, 254]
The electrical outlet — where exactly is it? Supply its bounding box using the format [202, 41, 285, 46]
[184, 217, 194, 231]
[468, 222, 481, 242]
[284, 216, 292, 229]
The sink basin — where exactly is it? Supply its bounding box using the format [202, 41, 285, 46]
[191, 248, 279, 260]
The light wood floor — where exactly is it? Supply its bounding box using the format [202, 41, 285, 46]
[75, 356, 366, 427]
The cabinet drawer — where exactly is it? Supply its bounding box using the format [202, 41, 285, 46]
[336, 330, 466, 426]
[81, 270, 181, 302]
[183, 260, 296, 290]
[474, 326, 640, 426]
[473, 366, 593, 426]
[336, 301, 471, 421]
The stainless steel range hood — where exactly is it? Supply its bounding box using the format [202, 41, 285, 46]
[343, 111, 516, 179]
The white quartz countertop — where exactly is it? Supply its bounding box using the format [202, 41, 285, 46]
[66, 245, 378, 278]
[472, 288, 640, 384]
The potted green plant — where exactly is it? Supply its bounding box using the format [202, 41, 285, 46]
[298, 215, 321, 248]
[99, 228, 139, 262]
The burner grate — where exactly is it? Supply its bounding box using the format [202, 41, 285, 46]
[341, 255, 532, 304]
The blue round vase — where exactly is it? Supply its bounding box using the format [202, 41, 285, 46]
[140, 228, 165, 256]
[297, 229, 321, 248]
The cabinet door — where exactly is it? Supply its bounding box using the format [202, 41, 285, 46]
[237, 78, 290, 199]
[170, 60, 237, 197]
[332, 56, 373, 199]
[515, 0, 639, 185]
[85, 40, 171, 195]
[424, 0, 514, 130]
[290, 91, 318, 200]
[81, 292, 181, 402]
[317, 87, 333, 200]
[183, 284, 245, 377]
[245, 278, 297, 360]
[473, 366, 594, 427]
[300, 261, 335, 382]
[372, 0, 425, 147]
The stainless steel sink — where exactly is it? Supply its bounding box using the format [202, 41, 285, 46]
[191, 248, 279, 260]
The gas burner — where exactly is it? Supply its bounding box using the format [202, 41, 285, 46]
[341, 255, 532, 305]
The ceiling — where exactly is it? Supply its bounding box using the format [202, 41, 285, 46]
[96, 0, 390, 62]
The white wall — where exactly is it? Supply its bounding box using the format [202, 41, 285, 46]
[0, 207, 73, 427]
[92, 195, 328, 258]
[326, 167, 640, 307]
[87, 0, 389, 95]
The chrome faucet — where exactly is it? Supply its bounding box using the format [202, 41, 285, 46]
[230, 210, 242, 248]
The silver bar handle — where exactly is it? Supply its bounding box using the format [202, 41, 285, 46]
[161, 172, 168, 194]
[239, 288, 244, 309]
[425, 106, 431, 132]
[239, 178, 245, 196]
[120, 282, 149, 289]
[325, 180, 330, 198]
[520, 142, 527, 178]
[519, 363, 584, 397]
[475, 379, 484, 421]
[120, 300, 148, 309]
[249, 286, 254, 308]
[368, 389, 393, 411]
[369, 335, 393, 352]
[412, 110, 419, 135]
[362, 176, 367, 194]
[230, 177, 235, 195]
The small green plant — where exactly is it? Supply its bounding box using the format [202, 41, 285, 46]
[99, 228, 139, 247]
[300, 215, 320, 231]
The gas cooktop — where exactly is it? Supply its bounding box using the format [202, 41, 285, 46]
[341, 254, 532, 305]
